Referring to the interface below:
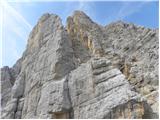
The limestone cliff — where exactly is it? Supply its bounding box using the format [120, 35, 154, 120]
[1, 11, 158, 119]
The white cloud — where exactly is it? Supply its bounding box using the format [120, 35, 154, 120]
[77, 0, 86, 10]
[104, 1, 149, 25]
[2, 1, 32, 30]
[77, 0, 96, 20]
[1, 0, 32, 66]
[60, 0, 96, 25]
[63, 0, 95, 15]
[0, 3, 3, 67]
[117, 2, 147, 19]
[4, 0, 159, 2]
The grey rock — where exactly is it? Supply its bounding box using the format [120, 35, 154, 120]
[1, 11, 158, 119]
[1, 98, 18, 118]
[68, 58, 145, 118]
[1, 66, 15, 114]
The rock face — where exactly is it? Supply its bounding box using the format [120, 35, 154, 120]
[1, 11, 158, 119]
[68, 57, 145, 119]
[1, 67, 14, 111]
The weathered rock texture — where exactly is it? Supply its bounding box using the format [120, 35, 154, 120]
[1, 11, 159, 119]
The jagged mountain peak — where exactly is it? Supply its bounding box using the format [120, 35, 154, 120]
[1, 11, 158, 119]
[67, 10, 95, 27]
[38, 13, 61, 24]
[72, 10, 93, 21]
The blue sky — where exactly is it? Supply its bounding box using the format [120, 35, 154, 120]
[0, 0, 159, 67]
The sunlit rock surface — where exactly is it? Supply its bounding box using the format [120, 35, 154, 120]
[1, 11, 158, 119]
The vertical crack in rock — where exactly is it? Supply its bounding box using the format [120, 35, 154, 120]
[1, 10, 158, 119]
[66, 11, 105, 65]
[67, 56, 147, 119]
[1, 70, 25, 119]
[62, 75, 74, 118]
[63, 74, 74, 119]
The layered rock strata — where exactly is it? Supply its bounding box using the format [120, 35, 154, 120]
[1, 11, 158, 119]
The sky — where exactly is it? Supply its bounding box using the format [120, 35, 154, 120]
[0, 0, 159, 67]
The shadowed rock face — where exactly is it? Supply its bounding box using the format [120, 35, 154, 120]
[1, 11, 158, 119]
[1, 67, 14, 110]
